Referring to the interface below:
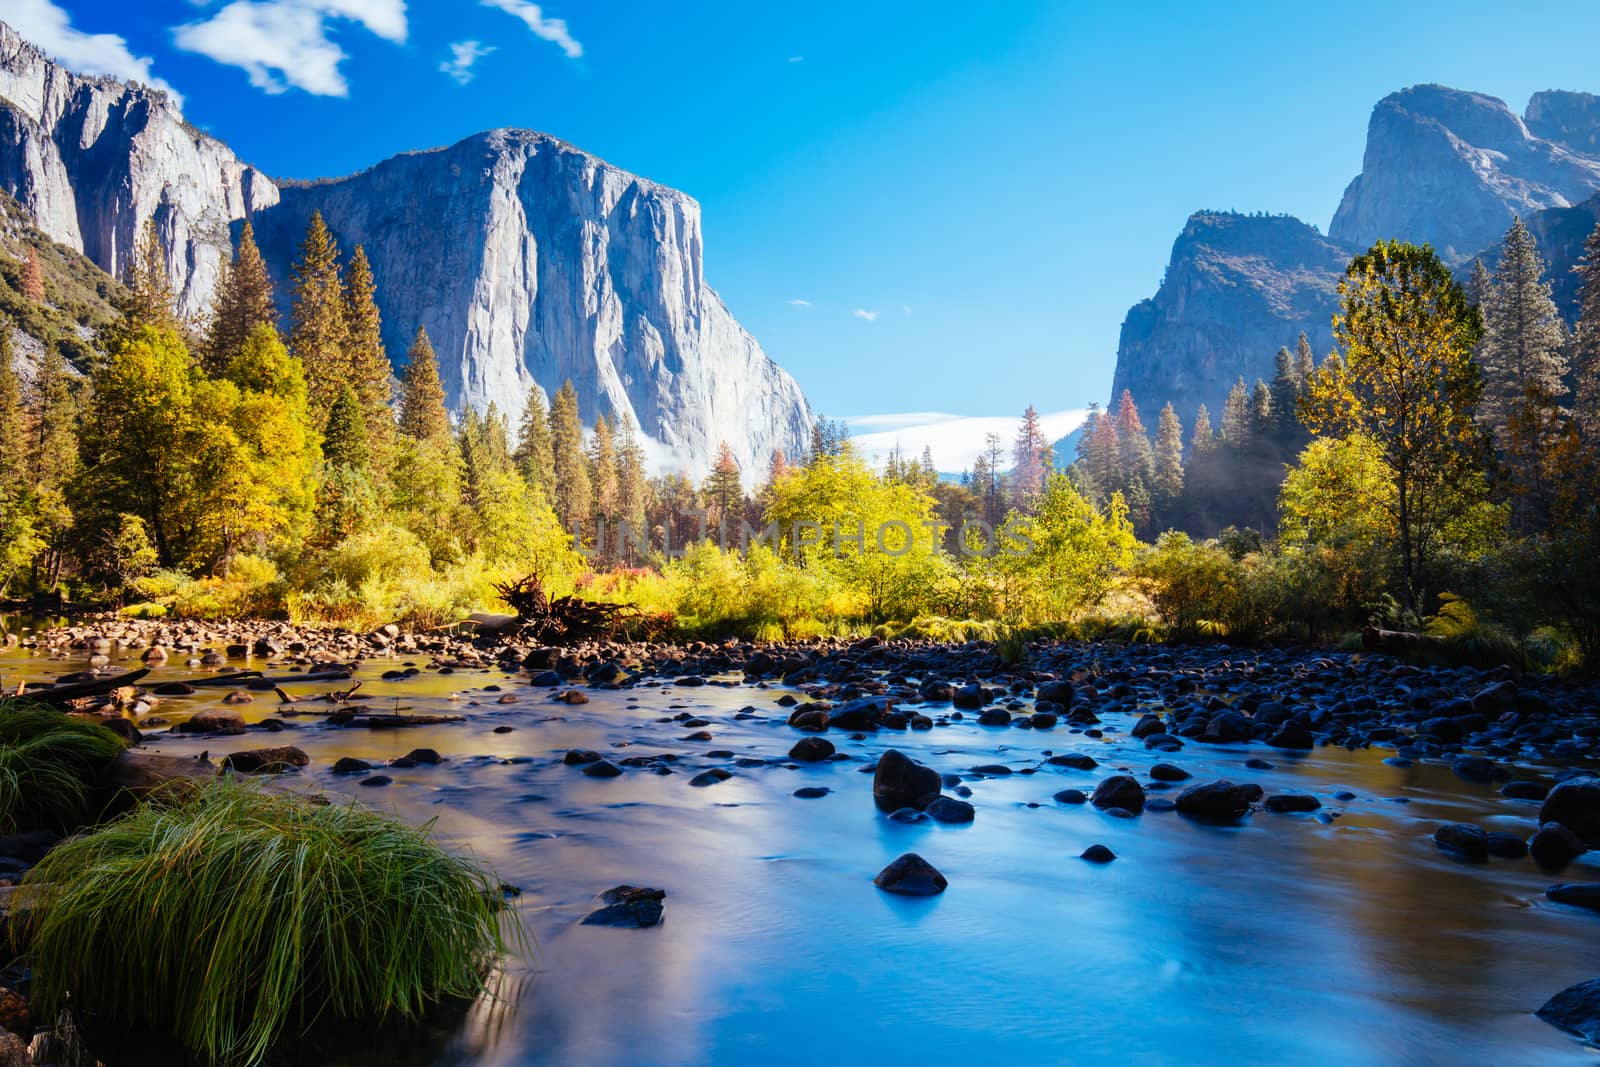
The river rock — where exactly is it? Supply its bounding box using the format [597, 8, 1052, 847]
[1451, 756, 1501, 784]
[563, 749, 602, 766]
[1531, 823, 1588, 869]
[1266, 722, 1314, 749]
[1150, 763, 1190, 782]
[1537, 977, 1600, 1043]
[925, 796, 975, 824]
[106, 750, 215, 799]
[580, 885, 666, 927]
[1433, 822, 1488, 861]
[1080, 844, 1116, 863]
[221, 746, 309, 774]
[1175, 780, 1256, 821]
[689, 768, 732, 787]
[178, 709, 247, 736]
[1263, 793, 1321, 813]
[873, 853, 948, 896]
[1091, 775, 1146, 813]
[1502, 781, 1549, 801]
[582, 760, 623, 778]
[789, 737, 835, 762]
[332, 757, 372, 774]
[1546, 883, 1600, 913]
[1484, 831, 1528, 859]
[1540, 777, 1600, 844]
[1047, 753, 1097, 770]
[873, 749, 941, 811]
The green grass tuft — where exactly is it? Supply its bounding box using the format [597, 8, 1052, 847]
[17, 783, 522, 1066]
[0, 704, 127, 833]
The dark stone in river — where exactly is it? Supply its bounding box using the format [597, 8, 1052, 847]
[403, 748, 444, 765]
[1539, 777, 1600, 845]
[580, 885, 666, 927]
[1175, 780, 1256, 822]
[873, 749, 942, 811]
[1266, 722, 1314, 749]
[1538, 977, 1600, 1043]
[1080, 844, 1115, 863]
[1091, 776, 1145, 814]
[359, 775, 393, 788]
[1150, 763, 1190, 782]
[1450, 755, 1501, 784]
[221, 746, 309, 774]
[793, 786, 830, 799]
[1047, 753, 1097, 770]
[789, 737, 836, 762]
[1263, 793, 1321, 814]
[1035, 681, 1077, 708]
[563, 749, 602, 766]
[1501, 780, 1548, 801]
[331, 757, 371, 774]
[925, 796, 976, 824]
[1433, 822, 1488, 861]
[582, 760, 623, 778]
[1530, 823, 1588, 869]
[874, 852, 948, 895]
[1484, 832, 1528, 859]
[689, 768, 733, 787]
[1053, 788, 1087, 804]
[976, 708, 1011, 726]
[1546, 883, 1600, 913]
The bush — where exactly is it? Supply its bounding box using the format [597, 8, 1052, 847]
[0, 705, 127, 833]
[17, 784, 520, 1066]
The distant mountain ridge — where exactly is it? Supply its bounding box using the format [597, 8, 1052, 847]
[1111, 84, 1600, 427]
[0, 19, 811, 476]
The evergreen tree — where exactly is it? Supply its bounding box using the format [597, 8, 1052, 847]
[549, 380, 592, 539]
[1293, 334, 1316, 390]
[590, 414, 621, 538]
[1467, 257, 1492, 309]
[703, 441, 743, 530]
[341, 245, 394, 466]
[289, 211, 348, 421]
[1190, 403, 1216, 453]
[1221, 378, 1252, 449]
[1249, 379, 1274, 439]
[20, 246, 45, 305]
[1271, 345, 1300, 439]
[398, 327, 450, 444]
[27, 344, 77, 587]
[0, 329, 24, 487]
[202, 220, 276, 375]
[1302, 240, 1491, 611]
[1010, 404, 1053, 506]
[1151, 401, 1184, 507]
[979, 431, 1007, 526]
[617, 414, 649, 559]
[514, 386, 556, 499]
[769, 449, 790, 484]
[1569, 220, 1600, 445]
[1113, 389, 1153, 488]
[114, 218, 178, 337]
[323, 384, 370, 471]
[1479, 217, 1569, 434]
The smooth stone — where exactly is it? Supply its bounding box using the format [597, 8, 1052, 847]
[582, 760, 623, 778]
[1263, 793, 1321, 814]
[1433, 822, 1488, 861]
[1080, 844, 1116, 863]
[925, 796, 975, 824]
[873, 853, 948, 895]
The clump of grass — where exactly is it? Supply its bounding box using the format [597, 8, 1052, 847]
[17, 784, 521, 1066]
[0, 705, 127, 833]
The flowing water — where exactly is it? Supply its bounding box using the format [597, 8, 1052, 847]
[1, 615, 1597, 1066]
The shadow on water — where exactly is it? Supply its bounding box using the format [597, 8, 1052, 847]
[4, 626, 1600, 1065]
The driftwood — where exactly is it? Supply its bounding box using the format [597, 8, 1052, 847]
[493, 574, 637, 646]
[1361, 626, 1447, 653]
[2, 668, 150, 707]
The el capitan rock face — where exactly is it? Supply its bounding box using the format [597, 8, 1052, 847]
[251, 130, 811, 476]
[1110, 212, 1349, 425]
[1329, 85, 1600, 264]
[0, 19, 811, 476]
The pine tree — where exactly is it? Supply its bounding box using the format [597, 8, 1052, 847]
[1011, 404, 1053, 505]
[202, 220, 276, 375]
[1113, 389, 1153, 489]
[1152, 401, 1184, 506]
[514, 386, 556, 499]
[1570, 220, 1600, 445]
[979, 431, 1007, 525]
[289, 211, 348, 421]
[323, 384, 370, 471]
[1249, 379, 1274, 439]
[1293, 334, 1316, 391]
[1221, 378, 1252, 449]
[617, 414, 649, 558]
[1468, 257, 1492, 309]
[1190, 403, 1216, 453]
[1270, 345, 1300, 438]
[590, 413, 621, 534]
[1479, 217, 1569, 435]
[341, 245, 394, 467]
[26, 344, 76, 587]
[0, 329, 24, 485]
[20, 246, 45, 305]
[549, 380, 591, 538]
[116, 218, 177, 336]
[769, 449, 790, 484]
[398, 327, 450, 444]
[704, 441, 743, 530]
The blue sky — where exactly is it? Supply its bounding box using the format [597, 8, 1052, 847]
[14, 0, 1600, 431]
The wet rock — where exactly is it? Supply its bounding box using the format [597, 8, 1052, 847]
[1201, 711, 1252, 744]
[1546, 883, 1600, 913]
[1530, 823, 1587, 869]
[1537, 977, 1600, 1043]
[1244, 758, 1275, 770]
[1501, 780, 1549, 801]
[953, 685, 985, 710]
[1150, 763, 1190, 782]
[1131, 714, 1165, 739]
[1091, 775, 1145, 814]
[873, 852, 948, 895]
[1263, 793, 1321, 814]
[359, 775, 393, 788]
[403, 748, 444, 765]
[1053, 788, 1087, 804]
[1079, 844, 1116, 863]
[559, 690, 588, 705]
[793, 786, 830, 799]
[581, 885, 666, 927]
[1046, 753, 1097, 770]
[563, 749, 602, 766]
[925, 796, 975, 824]
[107, 750, 215, 799]
[873, 749, 942, 811]
[528, 670, 563, 687]
[887, 807, 929, 823]
[221, 746, 309, 774]
[1266, 722, 1314, 749]
[1540, 777, 1600, 844]
[970, 764, 1012, 776]
[1433, 822, 1488, 861]
[1029, 712, 1058, 729]
[1035, 680, 1077, 707]
[1450, 755, 1501, 784]
[689, 768, 733, 787]
[976, 708, 1011, 726]
[332, 757, 372, 774]
[582, 760, 623, 778]
[1483, 831, 1528, 859]
[177, 709, 247, 736]
[1145, 797, 1178, 812]
[789, 737, 835, 762]
[1175, 780, 1256, 822]
[223, 690, 253, 705]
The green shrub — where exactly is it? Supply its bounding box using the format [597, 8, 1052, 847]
[17, 784, 520, 1066]
[0, 705, 127, 833]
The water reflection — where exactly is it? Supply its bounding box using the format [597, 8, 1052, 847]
[2, 624, 1598, 1065]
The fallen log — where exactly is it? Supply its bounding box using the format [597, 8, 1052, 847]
[327, 710, 463, 729]
[1361, 625, 1447, 653]
[2, 668, 150, 707]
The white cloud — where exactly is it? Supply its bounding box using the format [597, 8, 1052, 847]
[6, 0, 182, 105]
[172, 0, 408, 97]
[480, 0, 582, 59]
[846, 409, 1092, 473]
[852, 308, 878, 321]
[787, 55, 804, 63]
[786, 298, 812, 308]
[440, 39, 495, 85]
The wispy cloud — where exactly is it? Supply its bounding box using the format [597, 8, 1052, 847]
[172, 0, 408, 97]
[480, 0, 582, 59]
[440, 39, 495, 85]
[787, 55, 804, 63]
[847, 409, 1092, 472]
[8, 0, 183, 105]
[786, 298, 812, 308]
[852, 308, 879, 321]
